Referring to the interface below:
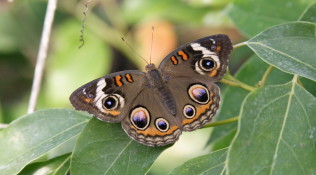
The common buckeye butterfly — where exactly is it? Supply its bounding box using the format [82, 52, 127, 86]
[70, 34, 233, 146]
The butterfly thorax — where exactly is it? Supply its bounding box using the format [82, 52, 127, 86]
[146, 64, 176, 115]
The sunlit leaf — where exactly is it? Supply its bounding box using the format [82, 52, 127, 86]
[70, 118, 167, 175]
[227, 80, 316, 174]
[19, 154, 70, 175]
[168, 148, 227, 175]
[0, 109, 90, 175]
[247, 22, 316, 81]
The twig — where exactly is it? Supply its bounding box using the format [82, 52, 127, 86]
[233, 41, 248, 49]
[28, 0, 57, 114]
[221, 70, 256, 92]
[202, 116, 239, 128]
[258, 65, 273, 87]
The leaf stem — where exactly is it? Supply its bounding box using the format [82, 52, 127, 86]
[202, 116, 239, 128]
[28, 0, 57, 114]
[233, 41, 248, 49]
[258, 65, 273, 87]
[292, 74, 299, 83]
[221, 70, 256, 92]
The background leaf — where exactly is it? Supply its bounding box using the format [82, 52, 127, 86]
[167, 148, 228, 175]
[43, 19, 111, 108]
[227, 0, 313, 37]
[19, 154, 70, 175]
[227, 80, 316, 174]
[299, 2, 316, 23]
[70, 118, 167, 175]
[0, 109, 90, 175]
[247, 22, 316, 81]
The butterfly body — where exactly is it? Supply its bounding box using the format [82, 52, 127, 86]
[70, 34, 232, 146]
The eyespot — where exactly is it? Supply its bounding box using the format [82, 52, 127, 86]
[155, 118, 169, 132]
[188, 84, 210, 104]
[130, 107, 150, 130]
[183, 104, 196, 119]
[102, 96, 119, 110]
[199, 58, 216, 71]
[87, 94, 93, 98]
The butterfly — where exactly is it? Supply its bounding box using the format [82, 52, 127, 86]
[70, 34, 233, 146]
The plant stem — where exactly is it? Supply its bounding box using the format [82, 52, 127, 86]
[221, 70, 256, 92]
[202, 116, 239, 128]
[233, 41, 248, 49]
[292, 74, 299, 83]
[258, 65, 273, 87]
[28, 0, 57, 114]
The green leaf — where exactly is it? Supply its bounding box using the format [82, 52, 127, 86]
[122, 0, 210, 25]
[299, 2, 316, 23]
[247, 22, 316, 82]
[70, 118, 167, 175]
[228, 0, 313, 37]
[19, 154, 70, 175]
[167, 148, 228, 175]
[212, 129, 236, 151]
[227, 79, 316, 174]
[0, 109, 90, 175]
[207, 55, 291, 146]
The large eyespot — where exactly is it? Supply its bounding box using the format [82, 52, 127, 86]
[130, 107, 150, 130]
[155, 118, 169, 132]
[199, 58, 216, 71]
[183, 104, 196, 119]
[102, 96, 119, 110]
[188, 84, 210, 104]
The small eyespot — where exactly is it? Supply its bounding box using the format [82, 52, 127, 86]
[188, 84, 210, 104]
[211, 45, 217, 51]
[103, 96, 119, 110]
[183, 105, 196, 119]
[155, 118, 169, 132]
[199, 58, 216, 71]
[87, 94, 93, 98]
[130, 107, 150, 130]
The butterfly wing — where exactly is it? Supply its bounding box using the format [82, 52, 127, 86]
[120, 87, 182, 146]
[69, 70, 147, 122]
[158, 34, 232, 131]
[165, 77, 220, 131]
[158, 34, 232, 81]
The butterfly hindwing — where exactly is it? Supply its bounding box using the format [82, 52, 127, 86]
[120, 87, 182, 146]
[165, 76, 221, 131]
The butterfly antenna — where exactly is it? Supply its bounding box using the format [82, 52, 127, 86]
[121, 35, 149, 65]
[78, 0, 91, 49]
[150, 25, 155, 64]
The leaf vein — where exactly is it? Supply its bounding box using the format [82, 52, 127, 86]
[103, 140, 132, 175]
[269, 80, 296, 175]
[247, 42, 316, 71]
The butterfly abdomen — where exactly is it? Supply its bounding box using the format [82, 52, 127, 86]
[158, 87, 176, 116]
[146, 64, 177, 116]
